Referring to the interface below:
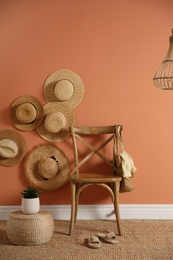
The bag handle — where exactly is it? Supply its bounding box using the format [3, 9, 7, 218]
[115, 125, 124, 154]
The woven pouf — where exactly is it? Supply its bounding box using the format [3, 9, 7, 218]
[6, 210, 54, 246]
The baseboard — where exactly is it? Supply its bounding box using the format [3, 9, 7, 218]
[0, 204, 173, 220]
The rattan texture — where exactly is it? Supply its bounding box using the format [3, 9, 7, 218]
[6, 210, 54, 246]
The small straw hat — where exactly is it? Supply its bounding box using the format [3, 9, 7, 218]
[44, 69, 84, 108]
[36, 102, 75, 142]
[0, 129, 27, 166]
[10, 96, 44, 131]
[24, 144, 71, 192]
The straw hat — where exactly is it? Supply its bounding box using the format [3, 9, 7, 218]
[44, 69, 84, 108]
[10, 96, 44, 131]
[36, 102, 75, 142]
[24, 144, 71, 192]
[0, 129, 27, 166]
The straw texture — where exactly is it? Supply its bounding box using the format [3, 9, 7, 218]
[44, 69, 84, 108]
[10, 95, 44, 131]
[1, 219, 173, 259]
[0, 129, 27, 166]
[6, 211, 54, 246]
[24, 144, 71, 192]
[36, 102, 75, 142]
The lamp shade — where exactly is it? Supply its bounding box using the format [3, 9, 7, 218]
[153, 29, 173, 90]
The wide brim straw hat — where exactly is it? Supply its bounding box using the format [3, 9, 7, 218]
[36, 102, 75, 142]
[24, 144, 71, 192]
[10, 95, 44, 131]
[44, 69, 84, 108]
[0, 129, 27, 166]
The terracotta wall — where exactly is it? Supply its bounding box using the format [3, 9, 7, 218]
[0, 0, 173, 206]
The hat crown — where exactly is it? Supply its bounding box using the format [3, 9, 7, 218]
[0, 139, 19, 158]
[38, 157, 59, 179]
[44, 111, 66, 133]
[16, 102, 37, 123]
[54, 79, 74, 101]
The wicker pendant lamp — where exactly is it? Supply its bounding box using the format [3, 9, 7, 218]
[153, 29, 173, 90]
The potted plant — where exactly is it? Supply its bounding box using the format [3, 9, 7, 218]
[21, 186, 41, 215]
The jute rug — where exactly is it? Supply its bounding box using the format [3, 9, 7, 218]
[0, 219, 173, 260]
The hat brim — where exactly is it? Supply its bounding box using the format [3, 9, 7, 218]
[10, 96, 44, 131]
[0, 129, 27, 166]
[24, 144, 71, 192]
[44, 69, 84, 108]
[36, 102, 75, 142]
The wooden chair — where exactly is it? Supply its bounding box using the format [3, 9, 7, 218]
[68, 125, 122, 236]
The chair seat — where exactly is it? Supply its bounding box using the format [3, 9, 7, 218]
[70, 173, 122, 183]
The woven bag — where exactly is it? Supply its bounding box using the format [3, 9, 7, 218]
[114, 125, 137, 193]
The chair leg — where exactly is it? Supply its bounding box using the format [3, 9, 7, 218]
[74, 183, 80, 223]
[113, 182, 122, 236]
[69, 181, 76, 235]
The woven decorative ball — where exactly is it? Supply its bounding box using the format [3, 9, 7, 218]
[6, 210, 54, 246]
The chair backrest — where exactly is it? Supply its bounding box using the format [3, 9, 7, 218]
[69, 125, 122, 176]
